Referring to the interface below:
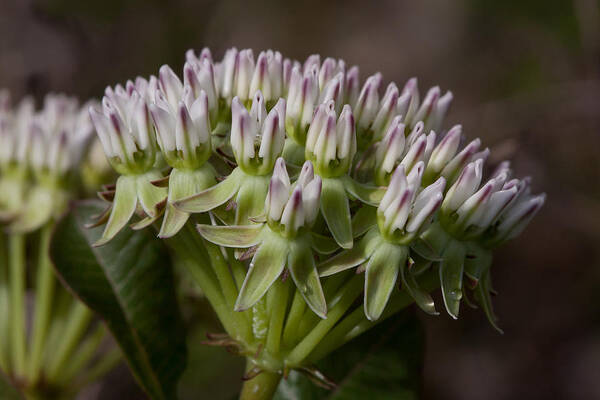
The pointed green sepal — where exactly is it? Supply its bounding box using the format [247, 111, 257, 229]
[351, 205, 377, 238]
[288, 241, 327, 318]
[309, 232, 339, 255]
[364, 242, 406, 321]
[197, 223, 265, 248]
[319, 228, 382, 277]
[439, 239, 466, 319]
[474, 270, 504, 334]
[235, 234, 290, 311]
[410, 239, 444, 262]
[400, 257, 438, 315]
[174, 167, 243, 213]
[94, 175, 138, 246]
[321, 178, 353, 249]
[159, 167, 216, 238]
[464, 242, 493, 286]
[341, 175, 385, 206]
[234, 176, 270, 226]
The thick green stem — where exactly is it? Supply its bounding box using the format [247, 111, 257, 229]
[309, 268, 440, 362]
[286, 275, 362, 366]
[28, 223, 55, 383]
[9, 233, 27, 377]
[265, 279, 290, 356]
[239, 361, 282, 400]
[57, 324, 106, 385]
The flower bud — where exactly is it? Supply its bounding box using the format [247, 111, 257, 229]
[230, 93, 286, 174]
[285, 65, 319, 144]
[250, 50, 284, 102]
[354, 73, 382, 130]
[305, 102, 356, 177]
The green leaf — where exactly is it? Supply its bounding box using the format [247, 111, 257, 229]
[439, 239, 466, 319]
[274, 311, 424, 400]
[95, 175, 138, 247]
[173, 167, 242, 213]
[197, 224, 264, 248]
[319, 228, 381, 277]
[364, 243, 406, 321]
[320, 178, 354, 249]
[235, 233, 289, 311]
[351, 206, 377, 238]
[288, 241, 327, 319]
[309, 232, 339, 255]
[50, 200, 187, 400]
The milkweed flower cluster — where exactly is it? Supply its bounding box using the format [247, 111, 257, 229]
[0, 89, 120, 398]
[89, 47, 545, 379]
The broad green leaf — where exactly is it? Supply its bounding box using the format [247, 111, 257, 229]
[50, 200, 187, 400]
[288, 242, 327, 319]
[95, 175, 138, 246]
[319, 228, 381, 277]
[439, 239, 466, 319]
[274, 311, 424, 400]
[364, 243, 406, 321]
[341, 175, 385, 206]
[320, 178, 353, 249]
[235, 234, 289, 311]
[197, 224, 264, 248]
[174, 167, 243, 213]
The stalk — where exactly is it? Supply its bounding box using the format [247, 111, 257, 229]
[239, 361, 282, 400]
[281, 290, 306, 349]
[0, 232, 9, 371]
[28, 223, 55, 383]
[9, 233, 27, 377]
[309, 268, 439, 362]
[265, 278, 290, 356]
[285, 275, 362, 366]
[46, 302, 92, 381]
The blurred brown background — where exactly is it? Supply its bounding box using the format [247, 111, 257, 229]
[1, 0, 599, 399]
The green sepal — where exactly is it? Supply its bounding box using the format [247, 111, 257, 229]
[464, 242, 493, 286]
[410, 239, 444, 262]
[309, 232, 339, 255]
[95, 175, 138, 246]
[288, 239, 327, 318]
[341, 175, 385, 206]
[439, 239, 466, 319]
[235, 233, 290, 311]
[320, 178, 353, 249]
[159, 166, 216, 238]
[197, 223, 265, 248]
[319, 228, 382, 277]
[351, 205, 377, 238]
[400, 256, 438, 315]
[282, 137, 306, 167]
[173, 167, 243, 213]
[474, 269, 503, 334]
[234, 175, 270, 226]
[136, 171, 168, 218]
[364, 242, 406, 321]
[419, 221, 451, 257]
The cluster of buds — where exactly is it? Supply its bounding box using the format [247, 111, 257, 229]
[89, 47, 545, 377]
[0, 91, 97, 232]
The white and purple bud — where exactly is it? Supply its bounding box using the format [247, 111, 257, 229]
[442, 159, 484, 214]
[305, 102, 356, 177]
[149, 86, 211, 170]
[370, 82, 401, 141]
[90, 85, 156, 174]
[285, 65, 319, 144]
[354, 73, 382, 131]
[183, 58, 218, 122]
[230, 93, 286, 174]
[267, 159, 322, 235]
[344, 66, 360, 107]
[250, 50, 284, 102]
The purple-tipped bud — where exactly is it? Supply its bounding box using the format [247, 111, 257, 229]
[442, 159, 484, 213]
[354, 73, 382, 129]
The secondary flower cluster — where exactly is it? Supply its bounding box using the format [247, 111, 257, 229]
[89, 47, 545, 329]
[0, 90, 98, 232]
